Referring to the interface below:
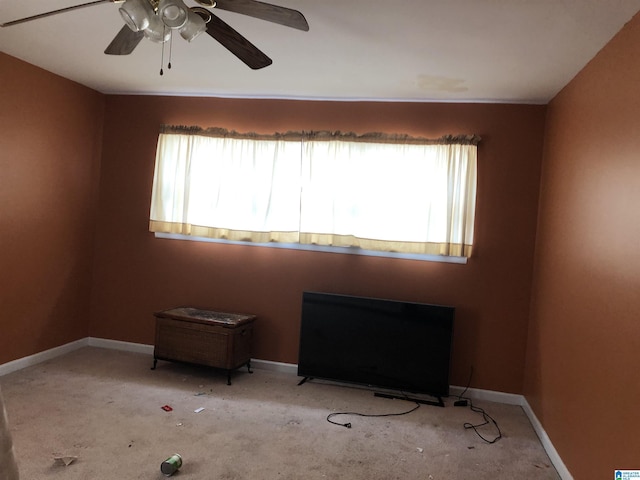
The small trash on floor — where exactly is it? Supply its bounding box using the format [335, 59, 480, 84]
[194, 407, 204, 413]
[53, 456, 77, 466]
[194, 392, 207, 396]
[160, 453, 183, 476]
[416, 447, 424, 453]
[176, 422, 183, 427]
[161, 405, 173, 412]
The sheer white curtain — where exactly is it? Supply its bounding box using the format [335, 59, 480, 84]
[150, 131, 302, 243]
[300, 140, 477, 256]
[149, 128, 478, 257]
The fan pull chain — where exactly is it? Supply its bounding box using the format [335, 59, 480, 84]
[160, 34, 165, 76]
[160, 26, 168, 76]
[168, 31, 173, 70]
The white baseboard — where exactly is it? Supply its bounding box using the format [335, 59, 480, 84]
[448, 384, 572, 479]
[521, 397, 573, 480]
[251, 358, 298, 375]
[87, 337, 154, 355]
[0, 338, 88, 377]
[449, 385, 523, 405]
[0, 337, 572, 479]
[84, 339, 300, 377]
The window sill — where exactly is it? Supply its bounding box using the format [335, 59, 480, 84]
[154, 233, 468, 265]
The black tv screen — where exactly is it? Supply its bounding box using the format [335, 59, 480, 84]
[297, 292, 454, 398]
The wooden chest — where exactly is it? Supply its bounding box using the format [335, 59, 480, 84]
[152, 307, 256, 385]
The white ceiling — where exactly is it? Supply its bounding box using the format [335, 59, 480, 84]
[1, 0, 639, 104]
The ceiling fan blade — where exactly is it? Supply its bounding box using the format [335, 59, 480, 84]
[204, 12, 272, 69]
[0, 0, 114, 27]
[105, 25, 144, 55]
[213, 0, 309, 31]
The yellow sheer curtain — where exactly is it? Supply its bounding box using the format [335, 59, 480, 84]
[149, 129, 303, 243]
[299, 139, 477, 256]
[149, 127, 479, 257]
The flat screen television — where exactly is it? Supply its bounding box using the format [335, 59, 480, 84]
[297, 292, 454, 398]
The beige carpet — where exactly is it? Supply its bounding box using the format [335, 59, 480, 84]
[0, 347, 559, 479]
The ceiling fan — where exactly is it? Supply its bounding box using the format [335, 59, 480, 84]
[0, 0, 309, 69]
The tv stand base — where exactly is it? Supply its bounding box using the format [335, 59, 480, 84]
[298, 377, 445, 407]
[374, 391, 444, 407]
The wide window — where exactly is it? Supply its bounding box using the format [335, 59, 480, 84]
[149, 126, 479, 258]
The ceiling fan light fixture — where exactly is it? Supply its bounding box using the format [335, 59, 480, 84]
[159, 0, 188, 29]
[191, 7, 212, 23]
[118, 0, 155, 32]
[179, 9, 207, 42]
[8, 0, 307, 69]
[143, 14, 170, 43]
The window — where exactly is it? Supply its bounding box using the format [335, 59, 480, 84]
[149, 127, 479, 258]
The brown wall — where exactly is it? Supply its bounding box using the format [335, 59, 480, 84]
[0, 52, 105, 364]
[89, 96, 546, 393]
[4, 11, 640, 473]
[524, 12, 640, 479]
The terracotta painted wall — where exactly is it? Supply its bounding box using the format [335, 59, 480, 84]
[90, 96, 546, 393]
[524, 13, 640, 479]
[0, 53, 105, 364]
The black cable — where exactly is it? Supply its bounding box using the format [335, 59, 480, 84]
[324, 370, 501, 444]
[455, 366, 502, 444]
[456, 366, 473, 401]
[463, 401, 502, 444]
[326, 396, 421, 429]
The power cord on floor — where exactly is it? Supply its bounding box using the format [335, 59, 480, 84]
[326, 395, 421, 429]
[454, 367, 502, 444]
